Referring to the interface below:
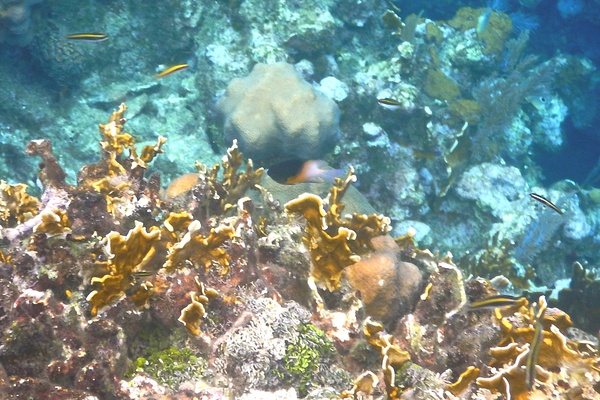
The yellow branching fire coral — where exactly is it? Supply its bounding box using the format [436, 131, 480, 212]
[476, 295, 600, 399]
[340, 371, 379, 399]
[33, 209, 71, 236]
[87, 221, 161, 316]
[446, 366, 480, 396]
[98, 103, 134, 170]
[284, 167, 391, 291]
[287, 192, 358, 292]
[163, 218, 236, 274]
[190, 140, 264, 216]
[78, 103, 167, 217]
[162, 211, 193, 243]
[0, 251, 12, 268]
[0, 180, 40, 227]
[178, 276, 219, 336]
[362, 318, 411, 399]
[129, 136, 167, 170]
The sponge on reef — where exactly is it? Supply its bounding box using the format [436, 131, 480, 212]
[216, 62, 340, 165]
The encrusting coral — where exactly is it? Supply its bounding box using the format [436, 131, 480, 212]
[344, 234, 423, 326]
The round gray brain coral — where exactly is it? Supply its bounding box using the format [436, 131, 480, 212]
[216, 62, 340, 165]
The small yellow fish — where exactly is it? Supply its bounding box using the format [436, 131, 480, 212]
[65, 33, 109, 42]
[154, 63, 189, 79]
[529, 193, 563, 215]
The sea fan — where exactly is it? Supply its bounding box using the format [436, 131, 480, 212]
[510, 11, 540, 33]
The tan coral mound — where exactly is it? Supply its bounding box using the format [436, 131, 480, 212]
[216, 62, 340, 164]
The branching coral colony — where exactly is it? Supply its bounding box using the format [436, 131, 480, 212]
[284, 167, 392, 291]
[0, 103, 264, 338]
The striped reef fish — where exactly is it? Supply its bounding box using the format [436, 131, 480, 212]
[466, 294, 527, 311]
[526, 296, 547, 391]
[377, 98, 404, 111]
[529, 192, 563, 215]
[154, 63, 189, 79]
[65, 33, 109, 42]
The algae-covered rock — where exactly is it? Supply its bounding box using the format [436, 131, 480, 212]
[425, 22, 444, 44]
[448, 7, 512, 55]
[449, 98, 482, 124]
[423, 69, 461, 101]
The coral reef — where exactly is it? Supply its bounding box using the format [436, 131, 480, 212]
[0, 104, 377, 399]
[216, 62, 340, 165]
[553, 262, 600, 334]
[340, 253, 600, 399]
[475, 295, 599, 399]
[1, 0, 600, 398]
[184, 139, 265, 219]
[214, 297, 350, 396]
[284, 167, 390, 290]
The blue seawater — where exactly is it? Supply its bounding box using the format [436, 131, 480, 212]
[557, 0, 585, 18]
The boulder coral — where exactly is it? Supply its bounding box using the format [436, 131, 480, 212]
[0, 0, 43, 46]
[216, 62, 340, 165]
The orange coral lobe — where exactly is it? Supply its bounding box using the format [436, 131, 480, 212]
[165, 173, 198, 198]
